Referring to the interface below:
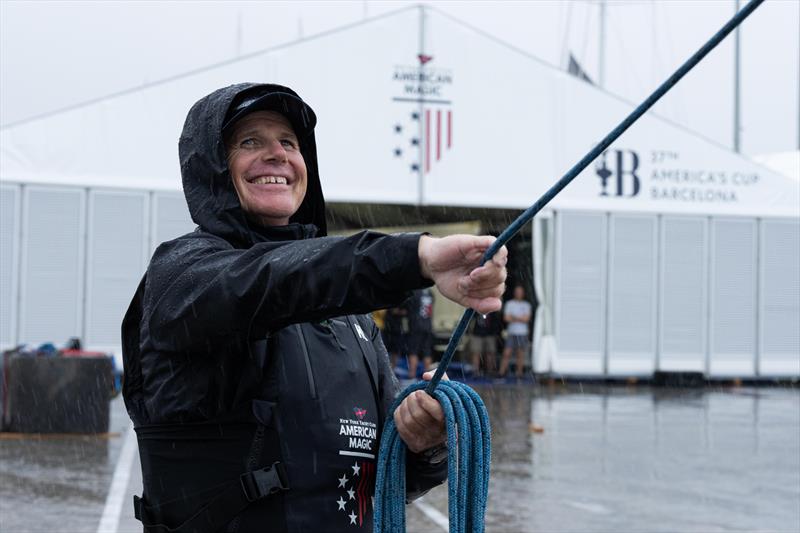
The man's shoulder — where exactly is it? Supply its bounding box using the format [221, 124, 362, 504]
[145, 231, 233, 289]
[152, 229, 231, 258]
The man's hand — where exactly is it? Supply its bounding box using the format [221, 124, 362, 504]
[418, 235, 507, 315]
[394, 370, 448, 453]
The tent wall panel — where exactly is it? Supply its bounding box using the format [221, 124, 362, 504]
[86, 190, 149, 348]
[658, 216, 708, 372]
[607, 214, 657, 375]
[19, 186, 85, 345]
[0, 184, 21, 348]
[709, 218, 757, 376]
[151, 192, 195, 252]
[532, 215, 556, 373]
[759, 220, 800, 376]
[554, 211, 607, 375]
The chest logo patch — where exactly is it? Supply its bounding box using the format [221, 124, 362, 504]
[353, 322, 369, 342]
[353, 407, 367, 420]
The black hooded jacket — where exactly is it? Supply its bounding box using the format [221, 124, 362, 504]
[121, 83, 446, 533]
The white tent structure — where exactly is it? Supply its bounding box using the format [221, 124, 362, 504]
[2, 6, 798, 377]
[753, 151, 800, 182]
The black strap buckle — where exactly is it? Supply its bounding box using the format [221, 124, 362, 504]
[133, 495, 144, 520]
[239, 462, 289, 502]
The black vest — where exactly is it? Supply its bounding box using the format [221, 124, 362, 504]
[134, 315, 384, 533]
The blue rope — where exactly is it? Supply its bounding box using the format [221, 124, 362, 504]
[374, 1, 763, 531]
[374, 381, 491, 533]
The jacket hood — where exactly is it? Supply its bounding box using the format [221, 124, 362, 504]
[179, 83, 327, 245]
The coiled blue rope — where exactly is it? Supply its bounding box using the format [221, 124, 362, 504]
[374, 381, 491, 533]
[374, 1, 763, 531]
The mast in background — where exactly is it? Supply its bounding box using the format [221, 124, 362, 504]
[734, 0, 742, 153]
[598, 0, 607, 88]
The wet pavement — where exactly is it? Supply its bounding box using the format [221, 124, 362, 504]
[1, 384, 798, 532]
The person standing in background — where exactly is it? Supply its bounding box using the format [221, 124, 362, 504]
[469, 311, 502, 377]
[406, 287, 434, 379]
[382, 305, 408, 371]
[498, 285, 532, 378]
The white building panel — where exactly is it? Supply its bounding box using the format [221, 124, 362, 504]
[554, 211, 607, 375]
[607, 215, 657, 375]
[151, 192, 195, 253]
[86, 190, 149, 350]
[659, 217, 708, 372]
[709, 218, 757, 376]
[19, 186, 85, 345]
[759, 220, 800, 376]
[0, 184, 21, 348]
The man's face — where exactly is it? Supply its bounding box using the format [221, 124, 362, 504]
[514, 286, 525, 300]
[226, 110, 308, 226]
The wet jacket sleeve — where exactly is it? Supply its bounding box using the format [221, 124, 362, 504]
[143, 230, 430, 352]
[369, 319, 448, 501]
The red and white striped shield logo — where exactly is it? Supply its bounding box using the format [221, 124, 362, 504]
[391, 54, 454, 176]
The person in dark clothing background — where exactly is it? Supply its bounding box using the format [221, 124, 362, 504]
[382, 305, 408, 371]
[121, 83, 507, 533]
[405, 288, 435, 379]
[468, 311, 502, 376]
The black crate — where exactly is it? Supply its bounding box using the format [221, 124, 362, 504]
[3, 356, 112, 433]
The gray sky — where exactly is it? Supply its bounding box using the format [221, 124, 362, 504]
[1, 0, 798, 156]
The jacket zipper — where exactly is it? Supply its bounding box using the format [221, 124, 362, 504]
[295, 324, 317, 399]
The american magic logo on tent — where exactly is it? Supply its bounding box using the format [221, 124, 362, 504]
[391, 54, 453, 175]
[595, 148, 760, 203]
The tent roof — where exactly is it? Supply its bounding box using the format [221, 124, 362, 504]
[753, 151, 800, 181]
[2, 6, 798, 218]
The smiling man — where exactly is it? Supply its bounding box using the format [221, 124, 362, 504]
[225, 110, 307, 227]
[122, 83, 507, 533]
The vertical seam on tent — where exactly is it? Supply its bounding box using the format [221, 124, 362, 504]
[754, 218, 762, 376]
[602, 212, 611, 376]
[655, 214, 663, 371]
[81, 187, 90, 346]
[13, 184, 25, 346]
[704, 216, 712, 376]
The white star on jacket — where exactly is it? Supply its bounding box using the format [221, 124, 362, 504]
[336, 460, 372, 527]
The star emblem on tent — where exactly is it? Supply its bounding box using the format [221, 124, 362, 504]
[389, 118, 419, 172]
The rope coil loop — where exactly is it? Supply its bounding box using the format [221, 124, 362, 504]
[374, 381, 491, 533]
